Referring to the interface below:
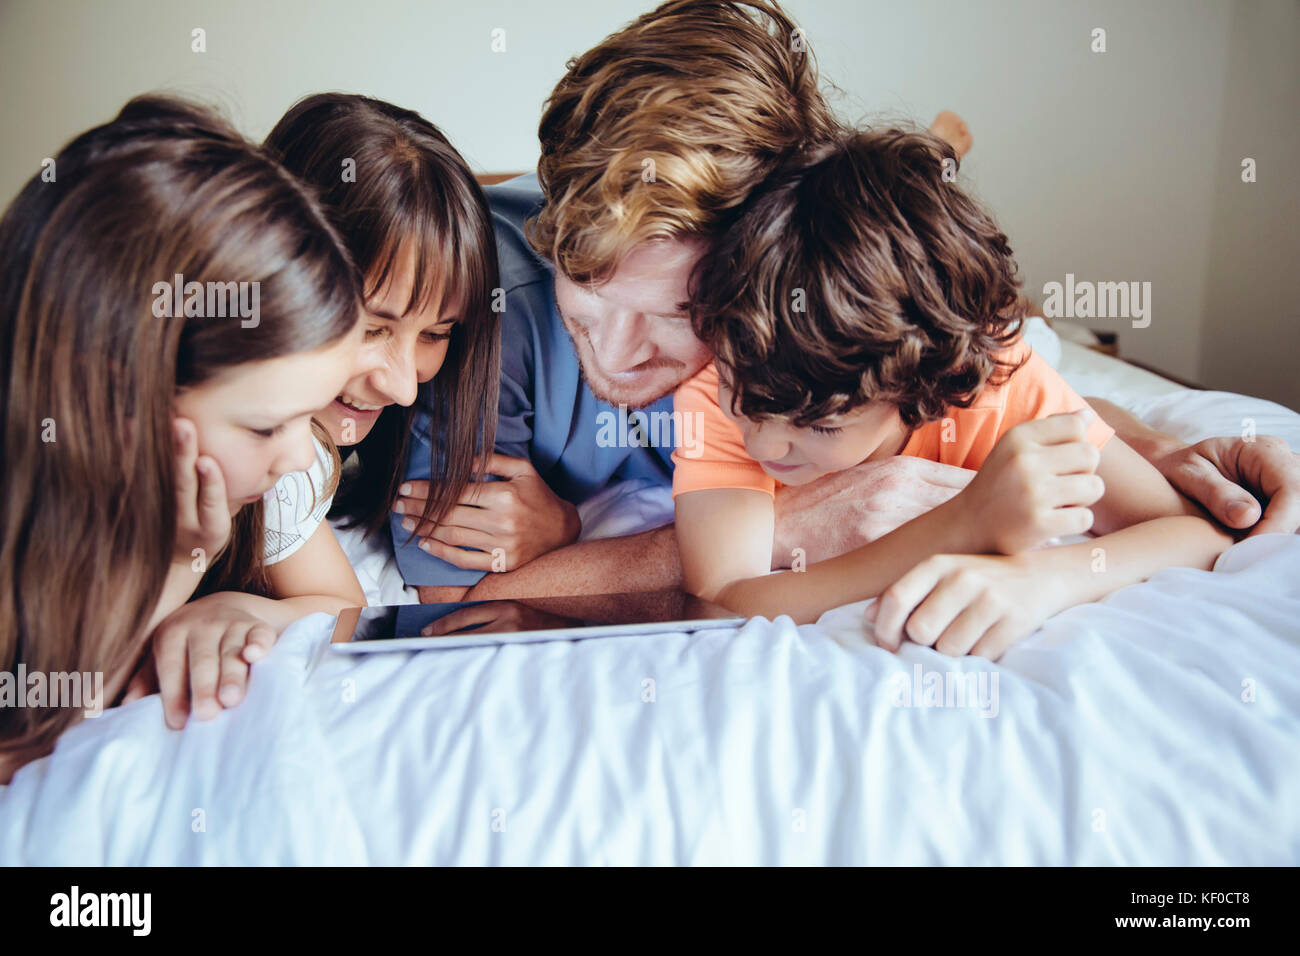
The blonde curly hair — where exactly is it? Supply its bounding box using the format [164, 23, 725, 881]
[528, 0, 841, 284]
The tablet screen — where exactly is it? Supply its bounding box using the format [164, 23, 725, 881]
[329, 589, 746, 652]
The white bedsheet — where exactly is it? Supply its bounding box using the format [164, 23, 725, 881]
[4, 529, 1297, 865]
[3, 333, 1298, 865]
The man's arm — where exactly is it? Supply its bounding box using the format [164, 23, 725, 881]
[420, 524, 681, 602]
[1088, 396, 1300, 535]
[417, 456, 979, 602]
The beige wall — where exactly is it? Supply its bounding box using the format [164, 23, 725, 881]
[1, 0, 1295, 408]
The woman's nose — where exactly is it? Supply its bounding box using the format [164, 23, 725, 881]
[371, 349, 419, 407]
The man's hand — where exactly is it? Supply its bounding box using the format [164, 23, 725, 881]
[772, 455, 973, 567]
[395, 453, 581, 572]
[420, 601, 578, 636]
[1149, 435, 1300, 536]
[1087, 396, 1300, 536]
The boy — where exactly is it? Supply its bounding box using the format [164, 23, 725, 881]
[673, 127, 1234, 659]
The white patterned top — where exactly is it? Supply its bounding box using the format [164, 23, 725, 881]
[263, 438, 335, 565]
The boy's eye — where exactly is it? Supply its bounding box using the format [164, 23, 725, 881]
[421, 328, 453, 343]
[810, 424, 843, 436]
[250, 425, 282, 439]
[363, 326, 388, 341]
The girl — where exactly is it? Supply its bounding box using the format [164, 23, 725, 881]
[0, 96, 369, 778]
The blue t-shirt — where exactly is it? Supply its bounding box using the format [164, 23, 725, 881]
[392, 173, 675, 587]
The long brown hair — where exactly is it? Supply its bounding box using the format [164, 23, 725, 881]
[0, 95, 361, 768]
[264, 93, 500, 540]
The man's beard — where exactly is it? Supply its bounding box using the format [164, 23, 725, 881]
[576, 358, 682, 409]
[566, 321, 688, 409]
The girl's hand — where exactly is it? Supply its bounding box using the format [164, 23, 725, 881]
[122, 596, 278, 728]
[867, 553, 1068, 660]
[952, 410, 1105, 555]
[172, 417, 231, 567]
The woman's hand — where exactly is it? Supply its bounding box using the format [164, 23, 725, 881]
[122, 595, 278, 729]
[395, 453, 581, 572]
[172, 417, 231, 568]
[868, 552, 1068, 661]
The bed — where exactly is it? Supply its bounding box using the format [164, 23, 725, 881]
[3, 321, 1298, 865]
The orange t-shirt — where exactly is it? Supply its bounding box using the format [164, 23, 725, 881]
[671, 340, 1115, 497]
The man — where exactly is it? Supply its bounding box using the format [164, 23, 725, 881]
[392, 0, 1300, 602]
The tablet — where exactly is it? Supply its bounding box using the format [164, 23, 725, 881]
[328, 589, 746, 652]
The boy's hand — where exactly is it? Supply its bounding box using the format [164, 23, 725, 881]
[867, 552, 1067, 660]
[953, 409, 1105, 554]
[394, 453, 580, 572]
[122, 597, 278, 729]
[172, 417, 231, 566]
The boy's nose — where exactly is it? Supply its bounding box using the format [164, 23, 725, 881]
[743, 424, 791, 463]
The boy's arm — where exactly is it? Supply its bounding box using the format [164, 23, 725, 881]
[871, 435, 1236, 659]
[681, 412, 1104, 624]
[871, 515, 1233, 659]
[682, 487, 978, 625]
[1089, 434, 1220, 533]
[676, 489, 777, 600]
[418, 455, 977, 603]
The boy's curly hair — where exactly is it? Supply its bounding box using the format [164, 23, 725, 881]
[690, 127, 1027, 429]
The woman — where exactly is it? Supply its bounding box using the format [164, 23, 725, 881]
[264, 93, 501, 536]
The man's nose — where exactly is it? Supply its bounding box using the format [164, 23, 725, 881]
[588, 312, 656, 374]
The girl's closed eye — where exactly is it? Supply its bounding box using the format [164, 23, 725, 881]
[811, 424, 843, 436]
[249, 424, 283, 439]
